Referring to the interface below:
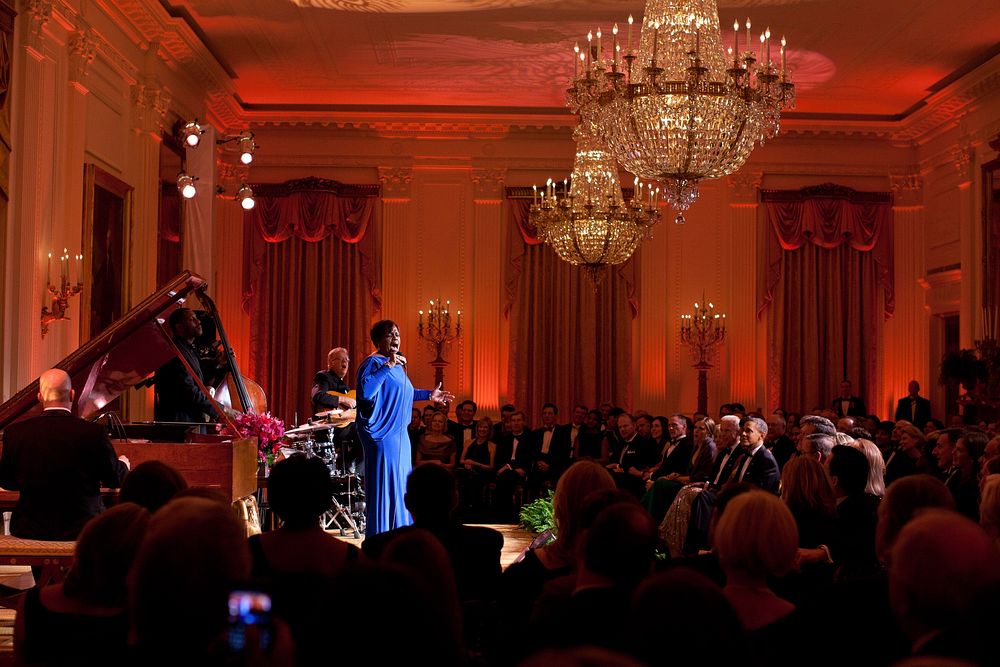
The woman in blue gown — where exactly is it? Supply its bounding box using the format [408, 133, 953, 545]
[357, 320, 453, 536]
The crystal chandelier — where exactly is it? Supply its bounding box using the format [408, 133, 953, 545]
[567, 0, 795, 223]
[531, 126, 661, 283]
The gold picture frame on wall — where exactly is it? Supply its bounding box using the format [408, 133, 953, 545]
[81, 164, 134, 342]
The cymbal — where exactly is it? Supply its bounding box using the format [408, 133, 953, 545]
[284, 422, 331, 436]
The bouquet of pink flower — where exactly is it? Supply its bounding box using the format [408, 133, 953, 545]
[232, 411, 286, 465]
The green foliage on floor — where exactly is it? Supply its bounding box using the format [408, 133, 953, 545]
[518, 490, 555, 534]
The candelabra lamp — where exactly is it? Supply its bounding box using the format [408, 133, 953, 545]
[679, 294, 726, 414]
[417, 298, 462, 388]
[41, 250, 83, 338]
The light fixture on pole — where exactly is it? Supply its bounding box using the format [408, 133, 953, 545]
[179, 119, 204, 148]
[237, 132, 256, 164]
[680, 293, 727, 414]
[417, 298, 462, 388]
[236, 183, 256, 210]
[177, 172, 198, 199]
[567, 0, 795, 223]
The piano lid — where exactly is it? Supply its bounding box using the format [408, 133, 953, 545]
[0, 272, 208, 432]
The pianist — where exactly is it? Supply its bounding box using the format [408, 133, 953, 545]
[153, 308, 219, 425]
[0, 368, 130, 540]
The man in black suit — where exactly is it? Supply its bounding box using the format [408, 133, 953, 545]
[730, 417, 780, 493]
[361, 464, 503, 602]
[708, 415, 743, 489]
[153, 308, 218, 424]
[826, 445, 880, 575]
[606, 413, 656, 497]
[531, 403, 574, 491]
[447, 399, 477, 462]
[894, 380, 932, 430]
[0, 369, 130, 540]
[832, 380, 867, 418]
[494, 411, 534, 519]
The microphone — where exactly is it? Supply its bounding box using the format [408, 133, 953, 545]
[394, 351, 407, 367]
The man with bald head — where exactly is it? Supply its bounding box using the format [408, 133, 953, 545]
[0, 369, 129, 540]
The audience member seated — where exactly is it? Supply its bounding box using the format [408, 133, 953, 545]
[496, 461, 615, 662]
[417, 411, 457, 466]
[647, 414, 694, 480]
[15, 502, 149, 667]
[980, 475, 1000, 547]
[798, 432, 835, 465]
[799, 414, 837, 438]
[362, 463, 503, 603]
[714, 491, 798, 631]
[884, 422, 928, 487]
[529, 501, 657, 655]
[876, 475, 955, 567]
[605, 413, 656, 497]
[531, 403, 574, 492]
[874, 419, 897, 458]
[118, 460, 188, 512]
[950, 430, 987, 520]
[889, 510, 1000, 664]
[766, 414, 795, 470]
[729, 417, 779, 493]
[574, 409, 607, 462]
[781, 456, 837, 550]
[826, 444, 881, 577]
[0, 368, 129, 540]
[848, 438, 887, 498]
[494, 410, 535, 520]
[456, 417, 497, 519]
[641, 417, 716, 522]
[129, 496, 293, 666]
[627, 568, 747, 666]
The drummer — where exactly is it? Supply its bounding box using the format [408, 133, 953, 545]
[311, 347, 361, 472]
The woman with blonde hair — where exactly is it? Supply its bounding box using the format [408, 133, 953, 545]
[849, 438, 887, 498]
[715, 491, 799, 631]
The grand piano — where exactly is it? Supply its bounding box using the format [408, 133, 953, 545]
[0, 272, 258, 502]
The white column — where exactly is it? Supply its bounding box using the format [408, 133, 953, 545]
[470, 168, 505, 414]
[378, 166, 413, 320]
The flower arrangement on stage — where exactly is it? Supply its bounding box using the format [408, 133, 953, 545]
[232, 411, 286, 466]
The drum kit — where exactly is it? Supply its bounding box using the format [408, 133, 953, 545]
[282, 408, 365, 538]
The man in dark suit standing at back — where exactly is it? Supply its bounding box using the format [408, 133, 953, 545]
[832, 380, 867, 418]
[0, 368, 130, 540]
[154, 308, 218, 425]
[894, 380, 932, 430]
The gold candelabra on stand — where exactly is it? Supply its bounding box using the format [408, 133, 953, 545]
[417, 298, 462, 388]
[679, 292, 726, 414]
[41, 249, 83, 338]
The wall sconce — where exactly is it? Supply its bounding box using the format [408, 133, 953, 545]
[236, 183, 256, 210]
[177, 172, 198, 199]
[41, 249, 83, 337]
[178, 118, 204, 148]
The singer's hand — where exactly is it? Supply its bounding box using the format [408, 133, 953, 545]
[430, 382, 455, 405]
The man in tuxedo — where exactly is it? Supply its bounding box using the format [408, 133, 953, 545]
[448, 400, 477, 457]
[153, 308, 218, 424]
[647, 414, 692, 480]
[606, 412, 655, 497]
[567, 404, 588, 455]
[765, 414, 795, 470]
[494, 411, 534, 519]
[492, 404, 516, 443]
[832, 380, 867, 418]
[708, 415, 744, 489]
[0, 369, 130, 540]
[730, 417, 780, 493]
[531, 403, 573, 491]
[894, 380, 932, 430]
[362, 464, 503, 602]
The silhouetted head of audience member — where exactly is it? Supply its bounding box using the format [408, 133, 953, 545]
[551, 461, 617, 564]
[62, 502, 150, 608]
[405, 463, 459, 526]
[715, 491, 798, 580]
[876, 474, 955, 564]
[581, 502, 657, 590]
[848, 438, 887, 498]
[628, 569, 746, 666]
[890, 510, 1000, 656]
[331, 562, 461, 666]
[708, 482, 756, 546]
[799, 433, 835, 462]
[521, 646, 645, 667]
[800, 414, 836, 437]
[981, 476, 1000, 544]
[119, 461, 188, 513]
[129, 497, 252, 663]
[828, 444, 870, 498]
[781, 455, 837, 518]
[267, 453, 335, 530]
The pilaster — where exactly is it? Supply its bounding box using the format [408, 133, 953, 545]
[727, 170, 763, 410]
[470, 167, 504, 413]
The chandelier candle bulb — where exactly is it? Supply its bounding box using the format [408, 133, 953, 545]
[765, 27, 771, 65]
[628, 15, 633, 54]
[745, 18, 751, 54]
[596, 27, 602, 60]
[781, 36, 786, 74]
[652, 22, 660, 66]
[733, 20, 739, 59]
[47, 253, 51, 284]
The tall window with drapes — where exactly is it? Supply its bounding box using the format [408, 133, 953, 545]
[758, 184, 894, 413]
[505, 190, 637, 424]
[243, 178, 381, 423]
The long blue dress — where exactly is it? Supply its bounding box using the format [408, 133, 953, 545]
[356, 354, 431, 536]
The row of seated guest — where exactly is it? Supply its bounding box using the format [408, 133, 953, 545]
[17, 448, 1000, 667]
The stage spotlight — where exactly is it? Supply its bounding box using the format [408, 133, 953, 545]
[177, 173, 198, 199]
[237, 183, 255, 210]
[237, 132, 256, 164]
[180, 119, 204, 148]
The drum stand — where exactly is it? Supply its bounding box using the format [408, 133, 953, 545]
[319, 430, 365, 538]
